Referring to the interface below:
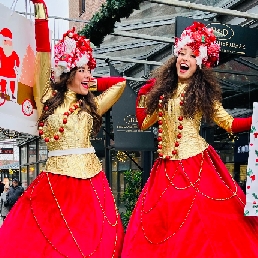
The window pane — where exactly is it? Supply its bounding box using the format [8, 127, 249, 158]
[21, 146, 27, 165]
[28, 164, 37, 185]
[39, 162, 46, 173]
[39, 140, 47, 161]
[29, 141, 37, 163]
[21, 166, 28, 189]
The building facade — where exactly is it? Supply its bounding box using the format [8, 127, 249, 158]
[69, 0, 106, 30]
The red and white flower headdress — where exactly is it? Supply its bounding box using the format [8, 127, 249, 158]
[174, 21, 220, 67]
[53, 27, 96, 80]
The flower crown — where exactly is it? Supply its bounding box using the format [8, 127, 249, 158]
[53, 27, 96, 80]
[174, 22, 220, 67]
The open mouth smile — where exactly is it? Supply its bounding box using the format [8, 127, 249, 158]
[81, 81, 89, 89]
[179, 63, 189, 73]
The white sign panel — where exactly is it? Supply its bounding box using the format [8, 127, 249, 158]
[0, 3, 37, 135]
[244, 102, 258, 216]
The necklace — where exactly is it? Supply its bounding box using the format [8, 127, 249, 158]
[38, 100, 81, 142]
[157, 84, 186, 159]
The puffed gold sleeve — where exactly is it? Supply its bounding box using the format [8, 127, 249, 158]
[137, 95, 158, 130]
[33, 52, 51, 117]
[212, 101, 234, 132]
[141, 112, 158, 130]
[95, 81, 126, 116]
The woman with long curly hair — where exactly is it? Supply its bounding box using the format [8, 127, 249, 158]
[0, 1, 125, 257]
[122, 22, 258, 257]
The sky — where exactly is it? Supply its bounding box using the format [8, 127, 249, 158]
[0, 0, 69, 43]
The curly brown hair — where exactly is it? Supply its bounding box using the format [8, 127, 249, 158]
[38, 68, 102, 135]
[146, 56, 222, 122]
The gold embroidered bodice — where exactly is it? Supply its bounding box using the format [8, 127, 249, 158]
[139, 83, 234, 159]
[40, 82, 126, 179]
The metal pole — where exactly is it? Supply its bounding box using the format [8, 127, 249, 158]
[104, 111, 112, 184]
[149, 0, 258, 20]
[112, 30, 174, 43]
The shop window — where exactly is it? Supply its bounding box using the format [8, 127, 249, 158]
[21, 146, 27, 165]
[21, 166, 28, 189]
[39, 140, 47, 161]
[28, 164, 37, 186]
[39, 162, 46, 173]
[29, 141, 37, 163]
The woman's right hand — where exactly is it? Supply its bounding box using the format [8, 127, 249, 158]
[136, 78, 156, 129]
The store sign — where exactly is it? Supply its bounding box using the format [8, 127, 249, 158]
[234, 134, 249, 163]
[0, 148, 13, 154]
[112, 83, 155, 151]
[90, 127, 104, 151]
[175, 17, 258, 57]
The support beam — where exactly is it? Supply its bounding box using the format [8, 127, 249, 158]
[94, 54, 163, 66]
[149, 0, 258, 20]
[112, 30, 174, 43]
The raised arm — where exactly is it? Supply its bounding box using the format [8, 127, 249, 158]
[136, 78, 158, 130]
[212, 101, 252, 133]
[30, 0, 51, 116]
[93, 77, 126, 116]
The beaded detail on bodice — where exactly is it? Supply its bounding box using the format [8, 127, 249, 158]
[43, 82, 126, 179]
[140, 84, 234, 160]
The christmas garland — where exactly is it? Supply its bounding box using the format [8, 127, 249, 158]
[79, 0, 145, 46]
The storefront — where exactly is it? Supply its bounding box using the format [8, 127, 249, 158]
[19, 137, 47, 189]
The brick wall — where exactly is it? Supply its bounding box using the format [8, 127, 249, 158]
[69, 0, 106, 31]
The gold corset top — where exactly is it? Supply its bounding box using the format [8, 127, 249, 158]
[161, 98, 208, 159]
[42, 81, 126, 179]
[140, 84, 234, 160]
[44, 109, 102, 179]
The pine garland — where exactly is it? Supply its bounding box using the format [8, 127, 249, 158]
[79, 0, 145, 46]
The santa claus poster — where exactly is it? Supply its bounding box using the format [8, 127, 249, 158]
[0, 3, 38, 135]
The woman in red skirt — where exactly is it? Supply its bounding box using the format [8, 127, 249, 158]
[0, 1, 125, 257]
[122, 21, 258, 257]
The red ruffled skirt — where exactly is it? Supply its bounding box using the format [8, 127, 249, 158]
[122, 146, 258, 258]
[0, 171, 124, 258]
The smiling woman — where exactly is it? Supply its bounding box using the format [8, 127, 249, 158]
[0, 1, 126, 257]
[122, 21, 258, 258]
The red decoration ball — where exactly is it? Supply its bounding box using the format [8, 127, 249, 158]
[59, 127, 64, 133]
[54, 135, 59, 140]
[44, 137, 49, 142]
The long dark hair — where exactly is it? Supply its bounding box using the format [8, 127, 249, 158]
[146, 56, 222, 122]
[38, 68, 102, 135]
